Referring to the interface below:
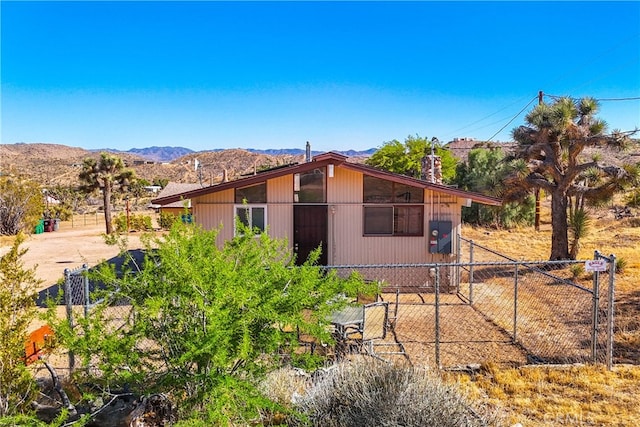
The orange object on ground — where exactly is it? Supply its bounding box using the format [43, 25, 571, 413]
[25, 325, 54, 365]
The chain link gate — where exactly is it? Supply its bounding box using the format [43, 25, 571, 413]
[328, 247, 615, 369]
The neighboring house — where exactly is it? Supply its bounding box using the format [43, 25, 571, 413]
[150, 182, 203, 216]
[152, 152, 501, 288]
[445, 137, 516, 163]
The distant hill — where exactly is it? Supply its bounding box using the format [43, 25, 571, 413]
[97, 146, 377, 162]
[0, 143, 374, 187]
[247, 148, 376, 158]
[124, 146, 195, 162]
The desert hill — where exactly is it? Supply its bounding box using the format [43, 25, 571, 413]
[0, 143, 308, 187]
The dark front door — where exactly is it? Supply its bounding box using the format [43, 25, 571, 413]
[293, 205, 328, 266]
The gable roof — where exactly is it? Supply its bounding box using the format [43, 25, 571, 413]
[151, 152, 502, 206]
[153, 182, 204, 208]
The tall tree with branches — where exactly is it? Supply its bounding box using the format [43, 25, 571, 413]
[505, 96, 636, 260]
[79, 152, 135, 235]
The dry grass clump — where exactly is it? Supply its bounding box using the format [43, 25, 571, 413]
[448, 363, 640, 426]
[294, 359, 498, 427]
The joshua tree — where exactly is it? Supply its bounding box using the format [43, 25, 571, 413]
[505, 96, 636, 260]
[79, 152, 135, 235]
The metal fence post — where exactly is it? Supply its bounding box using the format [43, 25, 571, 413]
[455, 234, 461, 292]
[435, 265, 441, 369]
[513, 264, 519, 343]
[83, 264, 90, 319]
[469, 240, 474, 305]
[607, 254, 616, 371]
[591, 251, 600, 363]
[64, 268, 75, 372]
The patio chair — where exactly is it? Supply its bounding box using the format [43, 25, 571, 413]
[344, 301, 408, 362]
[343, 302, 387, 355]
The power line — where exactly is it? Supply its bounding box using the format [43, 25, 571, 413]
[446, 97, 533, 135]
[546, 94, 640, 102]
[485, 96, 538, 143]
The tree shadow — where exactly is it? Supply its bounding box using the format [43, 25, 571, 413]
[36, 249, 148, 307]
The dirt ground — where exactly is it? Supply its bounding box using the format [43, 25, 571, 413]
[2, 219, 147, 292]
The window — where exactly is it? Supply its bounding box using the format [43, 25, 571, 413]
[294, 168, 326, 203]
[363, 206, 424, 236]
[363, 175, 424, 236]
[235, 205, 266, 235]
[235, 182, 266, 204]
[363, 175, 423, 204]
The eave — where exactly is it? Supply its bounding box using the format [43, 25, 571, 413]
[151, 151, 502, 207]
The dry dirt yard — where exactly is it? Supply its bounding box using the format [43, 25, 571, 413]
[2, 218, 147, 293]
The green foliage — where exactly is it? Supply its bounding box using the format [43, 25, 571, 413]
[295, 359, 493, 427]
[153, 177, 170, 189]
[569, 208, 591, 259]
[159, 211, 178, 230]
[615, 257, 627, 274]
[49, 221, 373, 423]
[625, 189, 640, 208]
[0, 233, 41, 416]
[508, 97, 635, 260]
[455, 148, 534, 228]
[0, 174, 44, 236]
[365, 135, 458, 183]
[570, 263, 584, 279]
[0, 415, 49, 426]
[113, 212, 153, 233]
[78, 152, 136, 235]
[47, 204, 74, 221]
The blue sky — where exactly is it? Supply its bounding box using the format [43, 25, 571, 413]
[2, 1, 639, 153]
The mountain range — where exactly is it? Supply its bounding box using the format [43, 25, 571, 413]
[0, 143, 374, 188]
[103, 146, 377, 163]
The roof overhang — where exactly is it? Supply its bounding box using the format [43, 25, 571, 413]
[151, 151, 501, 207]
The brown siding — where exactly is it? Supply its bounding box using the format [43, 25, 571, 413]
[193, 189, 235, 243]
[328, 171, 460, 266]
[190, 164, 461, 269]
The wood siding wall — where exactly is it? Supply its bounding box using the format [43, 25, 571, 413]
[191, 164, 461, 266]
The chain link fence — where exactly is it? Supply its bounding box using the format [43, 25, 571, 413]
[62, 240, 616, 372]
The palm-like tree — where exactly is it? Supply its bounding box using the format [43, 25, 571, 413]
[505, 97, 635, 260]
[79, 153, 135, 235]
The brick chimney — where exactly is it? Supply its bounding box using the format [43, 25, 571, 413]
[421, 154, 443, 184]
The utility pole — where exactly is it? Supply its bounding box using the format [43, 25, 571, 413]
[534, 90, 543, 231]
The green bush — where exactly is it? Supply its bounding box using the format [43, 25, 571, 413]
[0, 233, 42, 417]
[113, 212, 153, 233]
[295, 359, 493, 427]
[49, 220, 375, 424]
[159, 211, 178, 230]
[47, 204, 74, 221]
[625, 189, 640, 208]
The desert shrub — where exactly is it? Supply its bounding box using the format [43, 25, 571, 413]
[295, 359, 492, 427]
[625, 189, 640, 208]
[0, 233, 42, 416]
[0, 174, 44, 235]
[112, 212, 153, 233]
[49, 220, 375, 424]
[47, 204, 73, 221]
[615, 257, 627, 274]
[570, 263, 585, 279]
[627, 217, 640, 228]
[158, 211, 177, 230]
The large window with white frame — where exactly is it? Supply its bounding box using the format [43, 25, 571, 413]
[234, 205, 267, 235]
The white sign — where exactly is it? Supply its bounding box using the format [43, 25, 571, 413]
[585, 260, 608, 272]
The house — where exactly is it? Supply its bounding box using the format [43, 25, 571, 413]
[150, 182, 203, 216]
[151, 152, 501, 289]
[445, 137, 517, 163]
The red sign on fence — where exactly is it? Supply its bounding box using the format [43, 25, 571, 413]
[585, 260, 608, 272]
